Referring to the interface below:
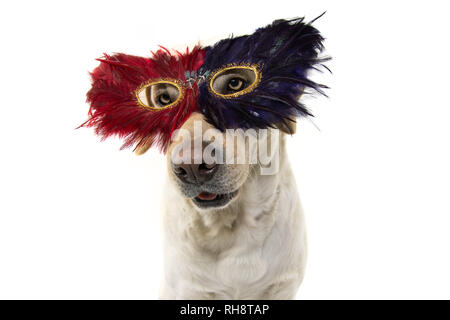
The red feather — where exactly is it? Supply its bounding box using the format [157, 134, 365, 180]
[82, 46, 206, 152]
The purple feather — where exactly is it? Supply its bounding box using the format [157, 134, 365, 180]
[198, 16, 330, 132]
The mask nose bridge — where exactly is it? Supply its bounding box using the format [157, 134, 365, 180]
[183, 69, 210, 89]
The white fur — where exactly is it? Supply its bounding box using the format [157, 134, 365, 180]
[159, 136, 307, 299]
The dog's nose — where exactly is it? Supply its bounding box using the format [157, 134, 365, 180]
[172, 162, 218, 184]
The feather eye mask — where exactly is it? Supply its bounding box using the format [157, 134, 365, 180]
[83, 16, 329, 152]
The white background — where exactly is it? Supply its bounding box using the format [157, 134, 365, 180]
[0, 0, 449, 299]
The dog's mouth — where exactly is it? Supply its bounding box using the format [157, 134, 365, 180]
[192, 190, 239, 209]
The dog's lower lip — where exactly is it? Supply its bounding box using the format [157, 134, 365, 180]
[196, 192, 217, 201]
[193, 190, 239, 208]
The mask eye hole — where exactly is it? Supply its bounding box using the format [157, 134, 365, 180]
[208, 64, 261, 98]
[135, 80, 184, 110]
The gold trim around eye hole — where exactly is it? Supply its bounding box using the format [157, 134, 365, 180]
[134, 78, 185, 111]
[207, 63, 262, 99]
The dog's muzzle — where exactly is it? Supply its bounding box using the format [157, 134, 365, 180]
[171, 162, 239, 209]
[172, 162, 218, 184]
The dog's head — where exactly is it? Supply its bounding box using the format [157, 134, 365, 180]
[83, 17, 328, 210]
[166, 112, 250, 210]
[164, 112, 293, 210]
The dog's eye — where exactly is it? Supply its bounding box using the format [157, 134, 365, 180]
[227, 78, 245, 92]
[136, 80, 183, 110]
[158, 93, 172, 106]
[209, 64, 261, 98]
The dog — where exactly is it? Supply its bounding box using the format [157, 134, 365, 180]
[84, 17, 327, 300]
[136, 113, 307, 299]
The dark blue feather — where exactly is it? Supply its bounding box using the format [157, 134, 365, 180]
[198, 16, 330, 131]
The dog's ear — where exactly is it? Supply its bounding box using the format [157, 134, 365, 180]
[135, 143, 151, 155]
[276, 117, 297, 134]
[134, 136, 154, 155]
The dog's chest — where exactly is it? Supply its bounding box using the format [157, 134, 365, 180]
[162, 167, 304, 299]
[186, 207, 280, 296]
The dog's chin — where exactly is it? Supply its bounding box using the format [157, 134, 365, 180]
[191, 189, 239, 210]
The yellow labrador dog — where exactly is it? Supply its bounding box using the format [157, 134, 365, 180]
[85, 17, 327, 300]
[137, 114, 306, 300]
